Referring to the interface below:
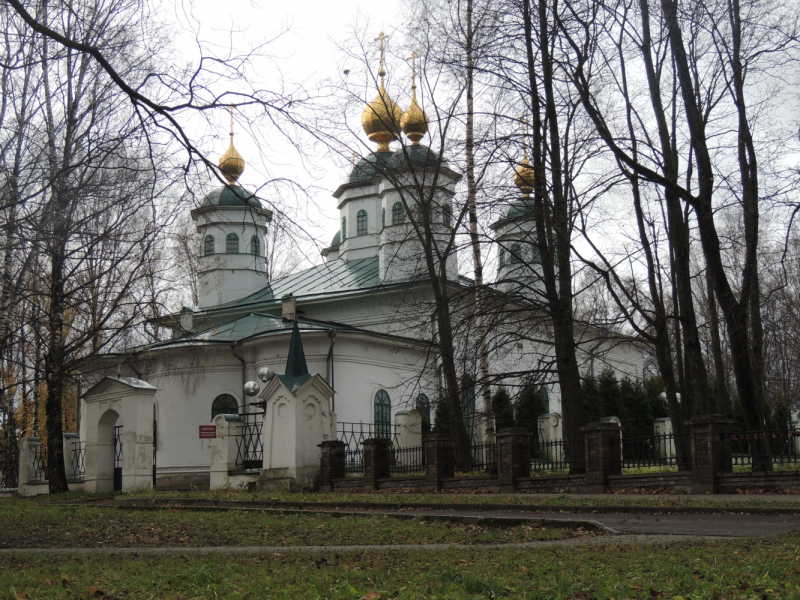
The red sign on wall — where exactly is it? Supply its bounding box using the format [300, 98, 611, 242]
[199, 425, 217, 439]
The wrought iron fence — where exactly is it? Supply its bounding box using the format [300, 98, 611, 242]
[32, 445, 48, 481]
[235, 418, 264, 470]
[344, 448, 363, 475]
[446, 442, 497, 475]
[71, 441, 86, 479]
[619, 432, 691, 471]
[337, 422, 399, 450]
[0, 449, 17, 489]
[728, 428, 800, 469]
[530, 435, 586, 473]
[390, 445, 425, 475]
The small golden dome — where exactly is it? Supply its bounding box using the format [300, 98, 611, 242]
[219, 137, 245, 183]
[514, 156, 535, 195]
[401, 92, 428, 144]
[362, 80, 403, 153]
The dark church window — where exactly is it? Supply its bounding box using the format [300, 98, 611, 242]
[374, 389, 391, 438]
[211, 394, 238, 419]
[226, 233, 239, 254]
[357, 210, 368, 235]
[203, 235, 214, 256]
[250, 235, 260, 256]
[392, 202, 404, 225]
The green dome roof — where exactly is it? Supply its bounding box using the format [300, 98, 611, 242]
[387, 145, 447, 170]
[330, 231, 341, 248]
[348, 151, 394, 184]
[202, 185, 262, 209]
[506, 198, 535, 221]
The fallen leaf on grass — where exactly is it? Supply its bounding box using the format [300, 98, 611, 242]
[359, 591, 381, 599]
[88, 587, 105, 597]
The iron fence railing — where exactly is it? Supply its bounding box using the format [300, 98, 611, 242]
[390, 445, 425, 474]
[0, 450, 17, 489]
[619, 432, 691, 471]
[344, 448, 363, 476]
[337, 422, 399, 450]
[446, 442, 497, 475]
[71, 441, 86, 479]
[235, 419, 264, 470]
[728, 428, 800, 470]
[32, 445, 48, 481]
[530, 436, 586, 473]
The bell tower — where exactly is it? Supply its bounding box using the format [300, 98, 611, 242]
[192, 110, 273, 308]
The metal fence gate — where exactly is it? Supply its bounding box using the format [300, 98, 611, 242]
[113, 425, 123, 492]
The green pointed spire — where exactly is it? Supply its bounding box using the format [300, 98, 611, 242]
[285, 320, 309, 378]
[277, 320, 313, 392]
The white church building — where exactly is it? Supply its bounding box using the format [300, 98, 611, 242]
[78, 59, 644, 492]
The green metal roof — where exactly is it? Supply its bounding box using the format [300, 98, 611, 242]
[202, 185, 263, 209]
[387, 145, 448, 170]
[217, 257, 384, 309]
[348, 151, 394, 184]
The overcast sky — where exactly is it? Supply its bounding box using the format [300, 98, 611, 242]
[168, 0, 404, 262]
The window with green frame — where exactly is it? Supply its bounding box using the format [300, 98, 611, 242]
[391, 202, 404, 225]
[211, 394, 238, 420]
[499, 247, 505, 268]
[443, 204, 452, 227]
[416, 393, 431, 436]
[382, 207, 386, 229]
[509, 242, 521, 264]
[250, 235, 260, 256]
[203, 235, 214, 256]
[226, 233, 239, 254]
[531, 243, 541, 264]
[357, 209, 368, 235]
[341, 216, 347, 241]
[374, 389, 391, 438]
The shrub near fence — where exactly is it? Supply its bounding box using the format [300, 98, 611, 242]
[0, 451, 17, 489]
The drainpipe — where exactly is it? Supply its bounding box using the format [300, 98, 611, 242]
[230, 343, 246, 413]
[326, 329, 336, 412]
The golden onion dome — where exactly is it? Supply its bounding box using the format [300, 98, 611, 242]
[362, 79, 403, 152]
[514, 156, 535, 195]
[401, 91, 428, 145]
[219, 137, 244, 184]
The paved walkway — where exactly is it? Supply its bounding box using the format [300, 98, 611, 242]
[0, 534, 720, 556]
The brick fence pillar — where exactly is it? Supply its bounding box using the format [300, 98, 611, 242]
[424, 434, 454, 490]
[318, 440, 346, 492]
[689, 415, 733, 494]
[496, 428, 531, 492]
[582, 422, 621, 493]
[363, 438, 392, 490]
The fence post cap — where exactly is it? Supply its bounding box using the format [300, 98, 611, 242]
[62, 433, 80, 439]
[496, 427, 530, 437]
[318, 440, 346, 448]
[362, 437, 393, 446]
[686, 414, 734, 426]
[581, 421, 621, 432]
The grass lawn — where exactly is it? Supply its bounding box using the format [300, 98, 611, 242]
[2, 535, 800, 599]
[0, 498, 591, 550]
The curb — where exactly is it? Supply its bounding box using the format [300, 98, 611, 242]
[112, 496, 800, 517]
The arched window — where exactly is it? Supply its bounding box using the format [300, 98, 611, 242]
[499, 248, 505, 268]
[509, 243, 521, 265]
[374, 389, 391, 438]
[416, 393, 431, 436]
[357, 209, 368, 235]
[391, 202, 404, 225]
[531, 244, 541, 264]
[382, 207, 386, 229]
[211, 394, 238, 420]
[443, 204, 452, 227]
[203, 235, 214, 256]
[226, 233, 239, 254]
[341, 217, 347, 241]
[250, 235, 260, 256]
